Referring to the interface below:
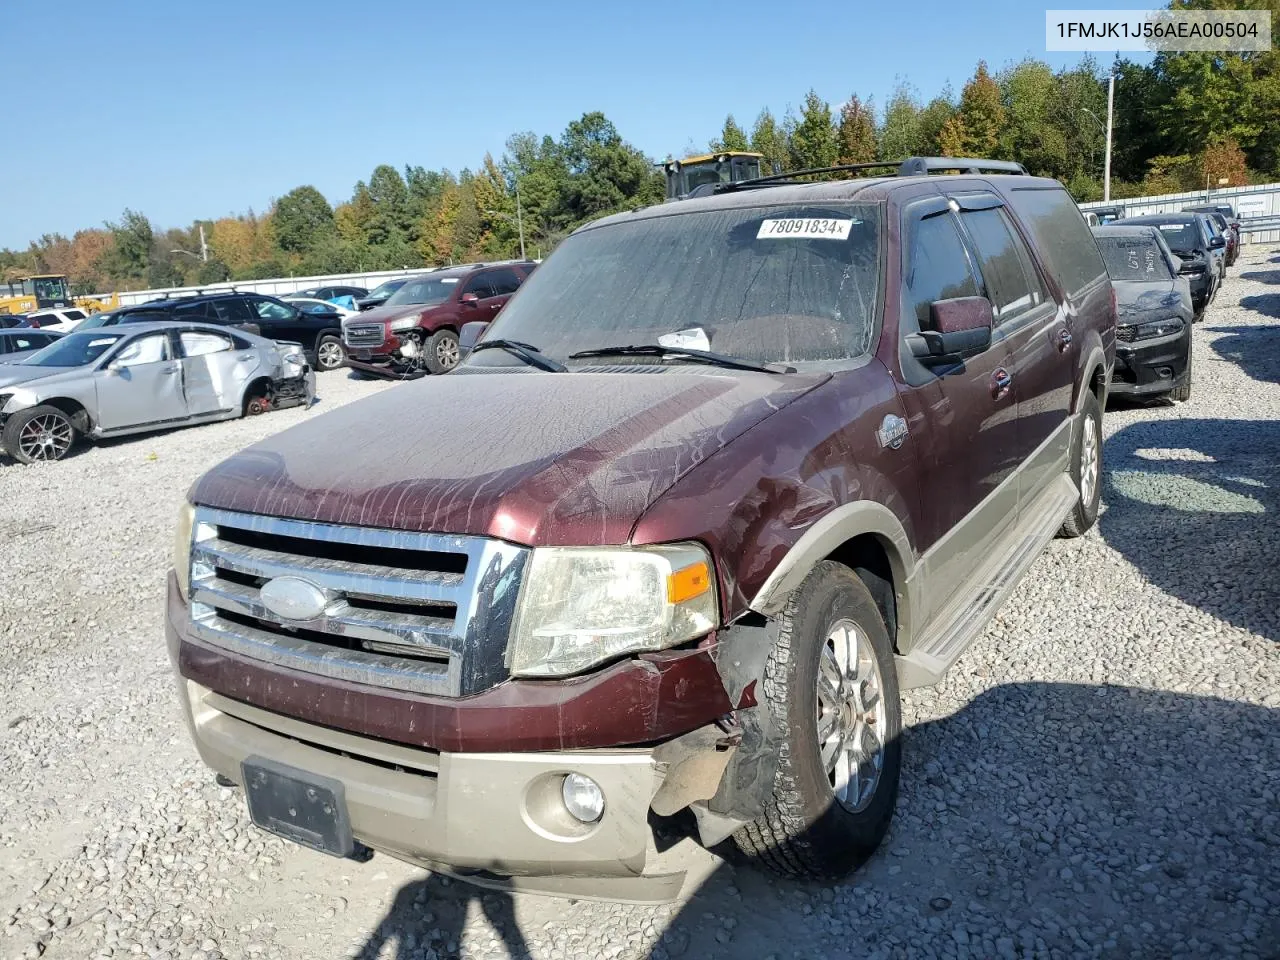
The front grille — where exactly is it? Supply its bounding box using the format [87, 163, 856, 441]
[187, 508, 528, 697]
[344, 324, 385, 349]
[1116, 326, 1136, 343]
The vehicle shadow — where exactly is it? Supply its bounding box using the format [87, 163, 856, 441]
[1237, 292, 1280, 321]
[1204, 321, 1280, 384]
[649, 682, 1278, 959]
[354, 683, 1278, 959]
[1239, 269, 1280, 285]
[1100, 417, 1280, 642]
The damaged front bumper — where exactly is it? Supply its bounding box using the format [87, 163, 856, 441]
[165, 572, 764, 901]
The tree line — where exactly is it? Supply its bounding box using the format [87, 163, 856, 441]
[5, 15, 1277, 295]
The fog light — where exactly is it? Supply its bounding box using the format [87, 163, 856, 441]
[561, 774, 605, 823]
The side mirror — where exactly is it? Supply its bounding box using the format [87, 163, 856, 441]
[460, 292, 480, 306]
[106, 360, 124, 376]
[1209, 236, 1226, 250]
[459, 321, 488, 358]
[906, 296, 994, 368]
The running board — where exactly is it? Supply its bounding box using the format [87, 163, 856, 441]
[895, 474, 1079, 689]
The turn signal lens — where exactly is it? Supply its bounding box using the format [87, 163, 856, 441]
[667, 561, 711, 604]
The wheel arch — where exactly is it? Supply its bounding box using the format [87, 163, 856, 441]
[749, 501, 916, 654]
[37, 396, 92, 433]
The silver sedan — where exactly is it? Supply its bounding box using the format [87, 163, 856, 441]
[0, 321, 315, 464]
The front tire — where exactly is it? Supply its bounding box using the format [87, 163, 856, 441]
[1059, 389, 1102, 537]
[733, 561, 901, 881]
[315, 334, 344, 372]
[3, 405, 78, 463]
[424, 329, 460, 375]
[1170, 340, 1192, 403]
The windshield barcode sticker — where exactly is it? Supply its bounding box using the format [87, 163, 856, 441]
[757, 218, 855, 240]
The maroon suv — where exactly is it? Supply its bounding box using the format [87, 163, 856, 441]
[169, 158, 1115, 901]
[342, 261, 536, 375]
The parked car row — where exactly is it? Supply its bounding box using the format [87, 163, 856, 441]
[0, 321, 314, 463]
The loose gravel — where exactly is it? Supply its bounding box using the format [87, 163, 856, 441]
[2, 251, 1278, 960]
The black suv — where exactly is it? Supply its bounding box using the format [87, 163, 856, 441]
[120, 292, 345, 372]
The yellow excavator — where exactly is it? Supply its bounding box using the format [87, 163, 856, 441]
[0, 275, 117, 315]
[662, 151, 774, 201]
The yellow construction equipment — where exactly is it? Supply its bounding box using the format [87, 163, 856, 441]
[0, 275, 117, 315]
[663, 151, 772, 201]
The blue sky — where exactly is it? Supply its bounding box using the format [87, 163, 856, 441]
[1, 0, 1144, 249]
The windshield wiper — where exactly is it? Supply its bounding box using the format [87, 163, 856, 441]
[567, 344, 795, 374]
[470, 339, 566, 373]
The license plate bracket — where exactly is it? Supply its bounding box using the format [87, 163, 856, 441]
[241, 757, 354, 858]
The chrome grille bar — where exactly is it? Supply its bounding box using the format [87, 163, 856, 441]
[187, 507, 529, 697]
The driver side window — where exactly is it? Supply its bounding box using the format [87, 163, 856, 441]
[250, 298, 295, 321]
[907, 213, 980, 331]
[114, 335, 170, 367]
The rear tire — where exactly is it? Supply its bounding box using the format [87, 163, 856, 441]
[424, 329, 461, 375]
[732, 561, 901, 881]
[3, 404, 78, 464]
[1059, 389, 1103, 538]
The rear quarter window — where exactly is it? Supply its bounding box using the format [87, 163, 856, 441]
[1006, 186, 1107, 298]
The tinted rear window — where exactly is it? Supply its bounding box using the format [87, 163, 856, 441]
[1006, 186, 1107, 297]
[1096, 236, 1173, 282]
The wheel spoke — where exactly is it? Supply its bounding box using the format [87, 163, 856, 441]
[830, 744, 852, 799]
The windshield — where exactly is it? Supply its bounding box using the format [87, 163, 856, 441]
[1148, 222, 1200, 252]
[32, 277, 69, 301]
[76, 311, 118, 330]
[478, 202, 882, 366]
[368, 279, 407, 299]
[385, 276, 458, 306]
[21, 330, 126, 367]
[1097, 236, 1173, 282]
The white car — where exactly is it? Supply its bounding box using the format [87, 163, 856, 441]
[283, 297, 359, 320]
[24, 307, 91, 333]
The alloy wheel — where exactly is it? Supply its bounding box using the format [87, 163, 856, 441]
[815, 618, 887, 813]
[1080, 416, 1100, 507]
[18, 413, 74, 461]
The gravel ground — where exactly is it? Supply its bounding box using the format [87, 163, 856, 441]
[2, 250, 1278, 960]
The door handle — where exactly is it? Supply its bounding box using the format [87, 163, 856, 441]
[1056, 328, 1073, 352]
[990, 367, 1012, 400]
[160, 366, 178, 375]
[238, 353, 255, 361]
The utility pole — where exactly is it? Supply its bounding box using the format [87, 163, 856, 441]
[198, 223, 208, 263]
[1103, 70, 1116, 202]
[515, 180, 526, 260]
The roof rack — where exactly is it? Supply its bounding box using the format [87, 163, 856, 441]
[897, 157, 1029, 176]
[712, 156, 1030, 194]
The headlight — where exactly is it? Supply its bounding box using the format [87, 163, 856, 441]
[508, 543, 719, 677]
[173, 502, 196, 596]
[389, 316, 419, 332]
[1130, 317, 1185, 341]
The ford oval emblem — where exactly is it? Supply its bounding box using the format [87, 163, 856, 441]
[260, 576, 329, 622]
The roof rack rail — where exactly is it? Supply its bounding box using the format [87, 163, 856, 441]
[712, 156, 1029, 194]
[897, 157, 1029, 176]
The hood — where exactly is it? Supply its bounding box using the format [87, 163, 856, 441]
[345, 301, 436, 326]
[192, 368, 829, 546]
[0, 364, 77, 390]
[1113, 279, 1191, 325]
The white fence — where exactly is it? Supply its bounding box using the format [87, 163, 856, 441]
[1080, 182, 1280, 244]
[97, 267, 438, 307]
